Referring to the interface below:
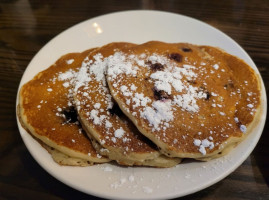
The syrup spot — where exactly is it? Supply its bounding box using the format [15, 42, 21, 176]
[169, 53, 182, 62]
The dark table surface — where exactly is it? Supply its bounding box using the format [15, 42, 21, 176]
[0, 0, 268, 199]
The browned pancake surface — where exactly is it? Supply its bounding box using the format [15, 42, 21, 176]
[19, 48, 109, 163]
[106, 41, 261, 158]
[73, 43, 181, 166]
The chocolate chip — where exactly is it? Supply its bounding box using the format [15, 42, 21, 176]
[153, 88, 171, 100]
[182, 47, 192, 52]
[169, 53, 182, 62]
[108, 103, 123, 117]
[62, 106, 78, 123]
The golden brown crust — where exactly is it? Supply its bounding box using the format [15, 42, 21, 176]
[73, 42, 181, 167]
[18, 41, 261, 167]
[18, 48, 109, 163]
[106, 41, 261, 159]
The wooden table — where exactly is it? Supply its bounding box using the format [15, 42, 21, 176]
[0, 0, 268, 199]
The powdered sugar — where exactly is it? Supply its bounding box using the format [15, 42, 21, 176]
[114, 128, 125, 138]
[130, 84, 137, 91]
[58, 70, 76, 81]
[141, 100, 173, 130]
[150, 64, 198, 95]
[240, 125, 247, 133]
[73, 63, 91, 92]
[66, 59, 74, 64]
[106, 52, 208, 130]
[193, 139, 201, 146]
[234, 117, 239, 123]
[128, 175, 135, 182]
[213, 64, 219, 70]
[105, 120, 112, 128]
[247, 104, 254, 108]
[193, 138, 215, 155]
[107, 52, 138, 79]
[69, 50, 161, 159]
[89, 53, 107, 82]
[89, 109, 107, 125]
[143, 186, 153, 194]
[94, 103, 101, 109]
[62, 82, 70, 88]
[132, 93, 151, 108]
[173, 93, 199, 112]
[50, 45, 258, 160]
[120, 85, 132, 96]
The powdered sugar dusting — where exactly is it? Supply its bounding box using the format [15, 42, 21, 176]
[74, 62, 92, 92]
[143, 186, 153, 194]
[104, 46, 260, 157]
[114, 128, 125, 138]
[141, 100, 173, 130]
[193, 138, 214, 155]
[240, 125, 247, 133]
[70, 50, 158, 159]
[133, 93, 151, 108]
[66, 59, 74, 64]
[107, 52, 207, 131]
[50, 44, 259, 159]
[107, 52, 138, 79]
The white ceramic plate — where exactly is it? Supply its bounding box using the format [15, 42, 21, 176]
[16, 10, 267, 200]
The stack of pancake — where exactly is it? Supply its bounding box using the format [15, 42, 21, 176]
[17, 41, 261, 167]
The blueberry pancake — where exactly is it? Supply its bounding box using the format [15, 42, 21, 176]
[18, 48, 109, 166]
[106, 41, 261, 159]
[73, 42, 181, 167]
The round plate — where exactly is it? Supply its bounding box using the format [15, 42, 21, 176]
[16, 10, 267, 200]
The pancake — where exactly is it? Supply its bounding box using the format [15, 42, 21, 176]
[18, 48, 109, 165]
[106, 41, 261, 159]
[40, 140, 97, 166]
[72, 42, 181, 167]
